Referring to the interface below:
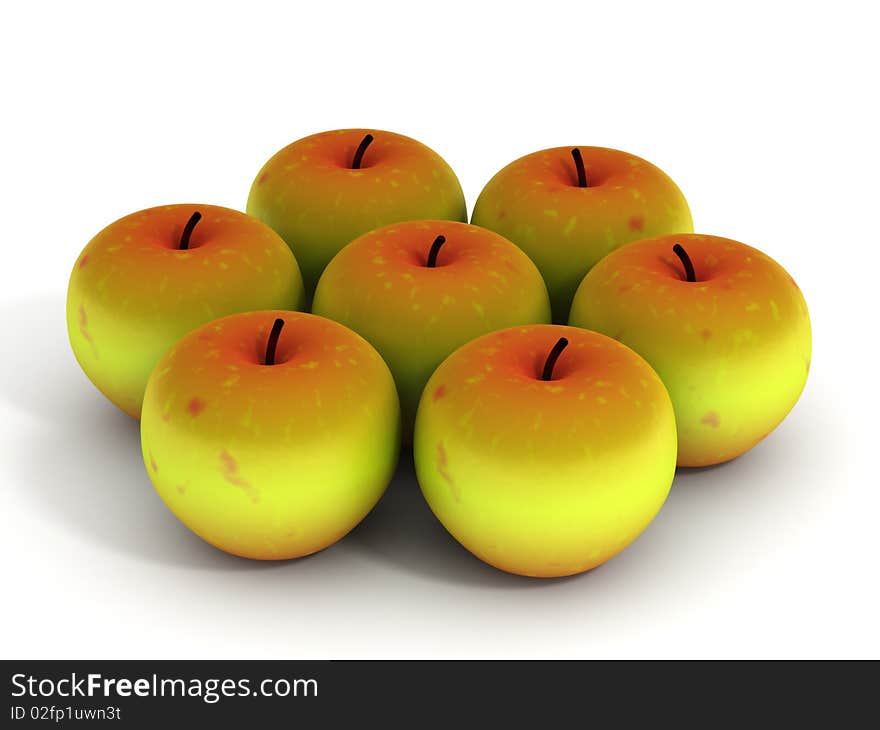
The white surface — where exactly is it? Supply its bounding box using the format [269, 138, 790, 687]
[1, 1, 877, 659]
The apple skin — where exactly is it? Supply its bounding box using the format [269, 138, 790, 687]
[246, 129, 468, 300]
[67, 204, 305, 419]
[569, 233, 811, 467]
[413, 324, 677, 578]
[471, 146, 693, 323]
[140, 311, 401, 560]
[312, 220, 552, 441]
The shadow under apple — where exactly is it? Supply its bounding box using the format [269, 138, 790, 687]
[0, 295, 568, 586]
[0, 295, 289, 572]
[0, 294, 833, 592]
[344, 450, 586, 588]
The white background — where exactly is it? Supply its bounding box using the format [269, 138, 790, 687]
[1, 1, 877, 659]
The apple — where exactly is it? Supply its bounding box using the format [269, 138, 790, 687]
[246, 128, 468, 300]
[471, 145, 693, 322]
[67, 204, 304, 418]
[569, 233, 811, 466]
[140, 310, 401, 560]
[413, 324, 677, 578]
[312, 220, 552, 440]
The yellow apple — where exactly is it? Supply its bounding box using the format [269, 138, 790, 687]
[569, 233, 811, 466]
[140, 311, 400, 560]
[414, 324, 677, 577]
[67, 204, 304, 418]
[312, 220, 551, 440]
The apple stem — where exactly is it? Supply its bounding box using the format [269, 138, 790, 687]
[352, 133, 374, 169]
[426, 235, 447, 268]
[672, 243, 697, 282]
[264, 318, 285, 366]
[179, 211, 202, 250]
[571, 148, 587, 188]
[541, 337, 569, 381]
